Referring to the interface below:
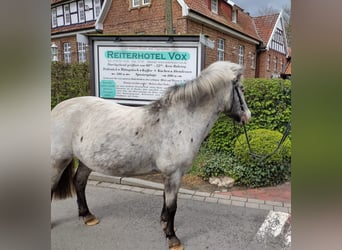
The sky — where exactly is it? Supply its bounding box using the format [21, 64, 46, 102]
[232, 0, 291, 16]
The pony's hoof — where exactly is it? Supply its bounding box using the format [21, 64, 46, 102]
[169, 244, 184, 250]
[168, 237, 183, 250]
[84, 214, 100, 226]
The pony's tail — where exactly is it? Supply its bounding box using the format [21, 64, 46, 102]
[52, 160, 76, 200]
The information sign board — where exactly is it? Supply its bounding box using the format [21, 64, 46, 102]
[90, 36, 202, 105]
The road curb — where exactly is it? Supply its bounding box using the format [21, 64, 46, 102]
[88, 172, 291, 213]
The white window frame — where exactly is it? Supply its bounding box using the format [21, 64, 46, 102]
[64, 5, 71, 25]
[78, 1, 85, 22]
[132, 0, 139, 7]
[238, 45, 244, 65]
[64, 43, 71, 64]
[132, 0, 150, 8]
[273, 56, 277, 72]
[250, 52, 256, 69]
[217, 38, 224, 61]
[232, 9, 237, 23]
[52, 8, 57, 28]
[94, 0, 102, 17]
[267, 54, 271, 71]
[78, 42, 87, 63]
[211, 0, 218, 14]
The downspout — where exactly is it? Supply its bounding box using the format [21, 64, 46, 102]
[95, 0, 112, 32]
[256, 44, 267, 78]
[165, 0, 173, 34]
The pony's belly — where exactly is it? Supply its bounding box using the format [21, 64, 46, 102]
[88, 158, 160, 178]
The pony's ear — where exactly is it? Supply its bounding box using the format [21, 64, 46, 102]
[231, 64, 244, 83]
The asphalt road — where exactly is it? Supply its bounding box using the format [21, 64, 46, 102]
[51, 185, 287, 250]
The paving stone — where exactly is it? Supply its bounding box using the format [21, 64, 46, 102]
[194, 191, 211, 197]
[179, 188, 195, 195]
[231, 200, 245, 207]
[96, 182, 113, 188]
[212, 193, 231, 200]
[265, 200, 283, 207]
[246, 202, 260, 209]
[131, 187, 144, 192]
[247, 198, 265, 204]
[87, 180, 99, 186]
[218, 199, 232, 206]
[259, 204, 274, 210]
[231, 196, 247, 202]
[274, 206, 290, 213]
[192, 196, 205, 202]
[178, 194, 193, 200]
[205, 197, 218, 203]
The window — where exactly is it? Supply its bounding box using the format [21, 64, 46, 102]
[232, 9, 237, 23]
[273, 56, 277, 71]
[64, 5, 71, 25]
[217, 39, 224, 61]
[211, 0, 218, 14]
[250, 52, 256, 69]
[267, 54, 271, 71]
[78, 42, 87, 63]
[78, 1, 85, 22]
[132, 0, 150, 8]
[238, 45, 244, 65]
[52, 8, 57, 28]
[64, 43, 71, 64]
[94, 0, 101, 17]
[280, 58, 284, 72]
[271, 28, 285, 53]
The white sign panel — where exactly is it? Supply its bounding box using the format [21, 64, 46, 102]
[94, 41, 201, 105]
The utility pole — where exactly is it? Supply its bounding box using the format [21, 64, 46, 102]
[165, 0, 173, 34]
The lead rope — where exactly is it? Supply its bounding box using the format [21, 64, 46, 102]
[241, 122, 291, 162]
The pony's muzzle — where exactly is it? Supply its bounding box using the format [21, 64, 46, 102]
[241, 109, 251, 124]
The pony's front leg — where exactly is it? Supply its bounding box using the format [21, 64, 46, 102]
[161, 171, 184, 250]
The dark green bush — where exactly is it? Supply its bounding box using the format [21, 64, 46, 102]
[199, 151, 239, 181]
[207, 78, 291, 152]
[51, 62, 90, 109]
[232, 129, 291, 187]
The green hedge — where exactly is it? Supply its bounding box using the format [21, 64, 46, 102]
[207, 78, 291, 152]
[51, 62, 90, 109]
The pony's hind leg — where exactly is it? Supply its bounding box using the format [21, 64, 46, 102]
[73, 161, 99, 226]
[161, 171, 184, 250]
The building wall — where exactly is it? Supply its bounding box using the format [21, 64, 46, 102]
[103, 1, 166, 34]
[52, 36, 89, 63]
[51, 0, 287, 78]
[186, 20, 257, 78]
[257, 49, 287, 78]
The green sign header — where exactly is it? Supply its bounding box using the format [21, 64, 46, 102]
[105, 50, 190, 61]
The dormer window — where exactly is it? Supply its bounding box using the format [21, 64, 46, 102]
[211, 0, 218, 14]
[232, 8, 237, 23]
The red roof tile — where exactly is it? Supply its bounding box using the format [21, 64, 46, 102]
[184, 0, 261, 41]
[252, 13, 279, 44]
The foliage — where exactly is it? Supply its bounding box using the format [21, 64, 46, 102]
[233, 129, 291, 187]
[51, 62, 90, 109]
[207, 78, 291, 152]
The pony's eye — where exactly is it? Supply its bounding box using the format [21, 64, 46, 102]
[240, 87, 244, 93]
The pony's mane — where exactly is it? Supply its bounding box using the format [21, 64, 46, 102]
[148, 61, 243, 111]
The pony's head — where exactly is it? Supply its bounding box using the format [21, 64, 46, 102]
[204, 61, 251, 124]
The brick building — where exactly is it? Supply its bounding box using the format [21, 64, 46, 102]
[51, 0, 290, 78]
